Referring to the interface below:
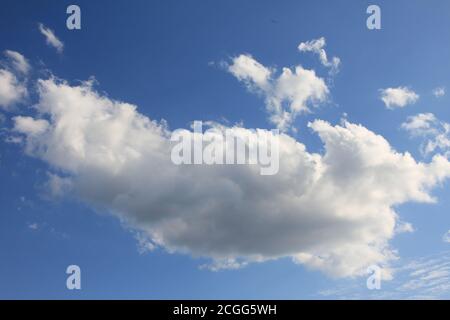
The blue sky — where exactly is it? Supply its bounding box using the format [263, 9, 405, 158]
[1, 0, 450, 299]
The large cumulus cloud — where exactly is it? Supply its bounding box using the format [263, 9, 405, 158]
[11, 77, 450, 278]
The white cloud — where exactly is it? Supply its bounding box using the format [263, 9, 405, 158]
[201, 258, 249, 272]
[43, 172, 73, 198]
[402, 113, 450, 156]
[13, 116, 49, 136]
[228, 54, 328, 131]
[380, 87, 419, 109]
[227, 54, 272, 91]
[399, 253, 450, 296]
[4, 50, 30, 74]
[432, 87, 445, 98]
[12, 77, 450, 278]
[443, 230, 450, 243]
[134, 232, 156, 254]
[0, 69, 27, 110]
[28, 222, 39, 230]
[38, 23, 64, 53]
[317, 251, 450, 299]
[401, 113, 438, 136]
[298, 37, 340, 74]
[395, 221, 415, 234]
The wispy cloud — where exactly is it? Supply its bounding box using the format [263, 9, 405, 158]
[26, 221, 69, 239]
[27, 222, 39, 230]
[0, 50, 29, 110]
[443, 230, 450, 243]
[432, 87, 445, 98]
[4, 50, 30, 74]
[38, 23, 64, 53]
[298, 37, 340, 74]
[402, 113, 450, 156]
[398, 252, 450, 298]
[317, 251, 450, 299]
[0, 69, 27, 110]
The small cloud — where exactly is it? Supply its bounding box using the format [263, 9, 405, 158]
[43, 172, 73, 198]
[401, 113, 438, 136]
[38, 23, 64, 53]
[0, 69, 27, 110]
[395, 221, 415, 234]
[200, 258, 249, 271]
[443, 230, 450, 243]
[298, 37, 340, 74]
[432, 87, 445, 98]
[27, 221, 69, 239]
[380, 87, 419, 109]
[402, 113, 450, 156]
[13, 116, 49, 136]
[134, 232, 156, 255]
[227, 53, 328, 131]
[4, 50, 30, 74]
[28, 222, 39, 230]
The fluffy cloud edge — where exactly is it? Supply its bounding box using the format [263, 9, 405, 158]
[227, 53, 329, 131]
